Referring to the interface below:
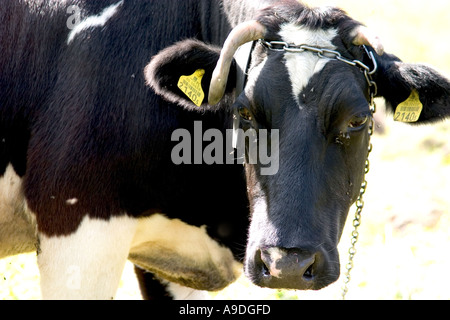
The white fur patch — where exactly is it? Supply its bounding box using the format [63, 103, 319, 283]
[246, 192, 270, 251]
[67, 1, 124, 44]
[38, 215, 137, 299]
[0, 164, 36, 258]
[265, 247, 286, 278]
[0, 164, 23, 207]
[278, 23, 338, 105]
[165, 281, 210, 300]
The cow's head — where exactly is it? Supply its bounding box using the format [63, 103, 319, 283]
[145, 2, 450, 290]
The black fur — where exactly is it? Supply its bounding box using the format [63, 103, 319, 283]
[374, 52, 450, 123]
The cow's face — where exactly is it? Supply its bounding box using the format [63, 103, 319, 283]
[146, 3, 450, 291]
[236, 24, 374, 290]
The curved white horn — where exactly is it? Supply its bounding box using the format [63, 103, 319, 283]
[208, 20, 266, 105]
[352, 26, 384, 56]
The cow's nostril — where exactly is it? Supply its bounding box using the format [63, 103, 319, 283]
[303, 264, 314, 280]
[258, 249, 272, 277]
[262, 262, 271, 277]
[256, 249, 272, 278]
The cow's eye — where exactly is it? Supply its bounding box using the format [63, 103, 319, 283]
[238, 106, 252, 122]
[348, 114, 369, 129]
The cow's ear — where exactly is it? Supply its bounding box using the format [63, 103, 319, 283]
[374, 52, 450, 124]
[145, 39, 237, 111]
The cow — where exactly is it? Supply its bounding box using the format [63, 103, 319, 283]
[1, 0, 450, 300]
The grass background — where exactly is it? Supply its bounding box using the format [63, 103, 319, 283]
[2, 0, 450, 300]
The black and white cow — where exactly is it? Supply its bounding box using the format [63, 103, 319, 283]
[1, 0, 450, 299]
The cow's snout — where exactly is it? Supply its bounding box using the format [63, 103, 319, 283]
[249, 246, 339, 290]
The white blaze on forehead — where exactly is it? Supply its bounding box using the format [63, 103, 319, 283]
[67, 1, 124, 44]
[279, 23, 338, 105]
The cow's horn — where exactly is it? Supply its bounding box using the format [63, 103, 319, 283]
[352, 26, 384, 56]
[208, 20, 266, 105]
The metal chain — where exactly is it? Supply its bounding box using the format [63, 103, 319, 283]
[260, 39, 378, 299]
[341, 94, 376, 299]
[341, 46, 377, 299]
[340, 110, 374, 300]
[260, 40, 378, 79]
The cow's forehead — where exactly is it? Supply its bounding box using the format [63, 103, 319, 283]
[278, 23, 338, 48]
[278, 23, 338, 106]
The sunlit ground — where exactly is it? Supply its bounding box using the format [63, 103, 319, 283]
[2, 0, 450, 299]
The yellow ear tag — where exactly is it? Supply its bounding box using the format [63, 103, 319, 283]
[177, 69, 205, 107]
[394, 90, 423, 123]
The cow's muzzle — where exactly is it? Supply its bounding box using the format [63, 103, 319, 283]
[247, 246, 339, 290]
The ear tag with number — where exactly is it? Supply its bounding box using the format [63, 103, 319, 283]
[177, 69, 205, 107]
[394, 90, 423, 122]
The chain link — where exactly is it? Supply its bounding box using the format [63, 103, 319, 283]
[260, 40, 378, 98]
[260, 39, 378, 299]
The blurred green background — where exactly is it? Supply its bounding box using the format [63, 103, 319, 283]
[2, 0, 450, 300]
